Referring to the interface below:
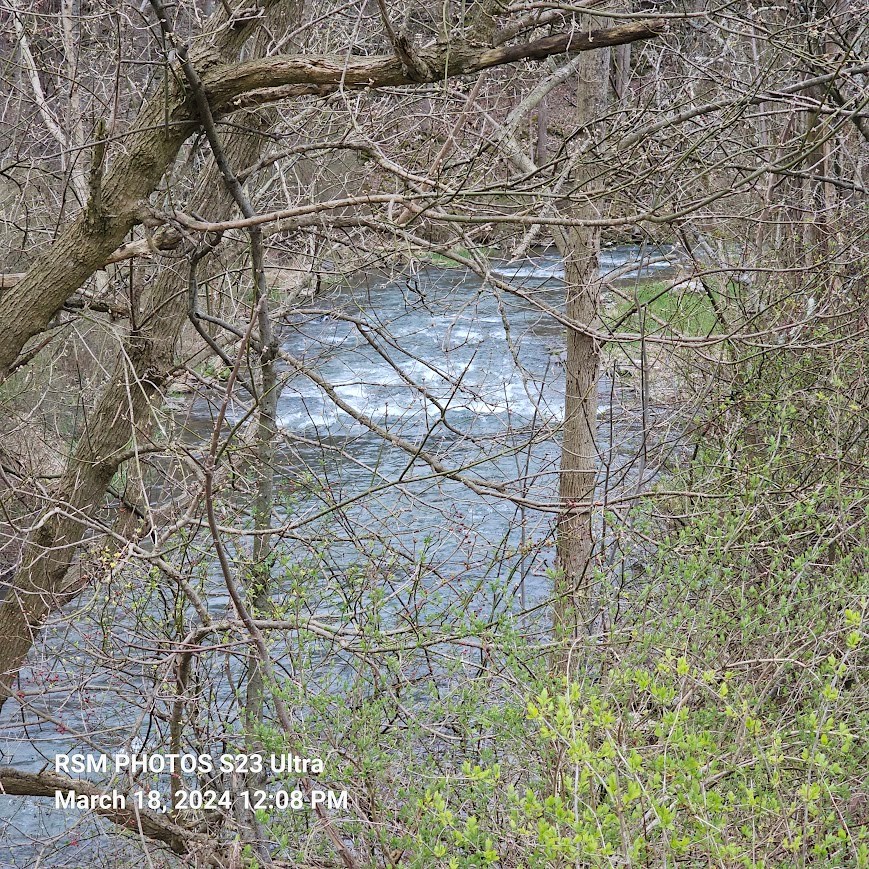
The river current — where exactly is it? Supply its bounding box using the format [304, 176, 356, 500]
[0, 245, 683, 864]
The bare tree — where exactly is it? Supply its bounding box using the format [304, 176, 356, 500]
[0, 1, 662, 714]
[0, 0, 865, 865]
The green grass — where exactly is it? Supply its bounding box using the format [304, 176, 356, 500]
[420, 246, 501, 268]
[604, 279, 720, 338]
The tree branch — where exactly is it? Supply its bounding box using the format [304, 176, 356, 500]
[211, 20, 669, 111]
[0, 767, 210, 858]
[0, 18, 666, 381]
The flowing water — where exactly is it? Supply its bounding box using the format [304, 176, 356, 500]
[0, 245, 684, 864]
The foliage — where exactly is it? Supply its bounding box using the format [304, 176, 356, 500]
[241, 335, 868, 867]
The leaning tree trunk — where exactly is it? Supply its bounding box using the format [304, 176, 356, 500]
[0, 116, 272, 712]
[0, 2, 275, 379]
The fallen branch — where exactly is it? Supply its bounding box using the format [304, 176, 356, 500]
[0, 766, 211, 858]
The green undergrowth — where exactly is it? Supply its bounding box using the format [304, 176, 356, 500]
[386, 488, 867, 867]
[237, 317, 867, 868]
[250, 478, 867, 867]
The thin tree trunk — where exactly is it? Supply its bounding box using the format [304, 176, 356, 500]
[460, 45, 608, 661]
[535, 95, 549, 164]
[552, 224, 602, 661]
[551, 32, 610, 671]
[244, 327, 280, 737]
[614, 43, 631, 104]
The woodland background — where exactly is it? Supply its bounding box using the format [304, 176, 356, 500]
[0, 0, 866, 866]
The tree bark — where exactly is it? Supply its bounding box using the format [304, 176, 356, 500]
[551, 31, 610, 670]
[0, 118, 271, 711]
[535, 95, 549, 164]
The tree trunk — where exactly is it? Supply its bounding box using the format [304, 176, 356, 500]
[0, 3, 269, 378]
[535, 95, 549, 164]
[551, 33, 610, 670]
[244, 333, 280, 737]
[0, 119, 271, 711]
[552, 225, 602, 660]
